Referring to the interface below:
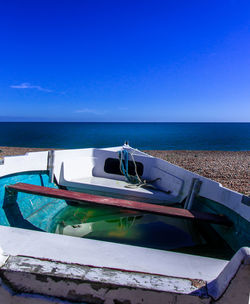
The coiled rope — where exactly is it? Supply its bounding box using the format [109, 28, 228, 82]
[118, 149, 171, 194]
[118, 149, 142, 184]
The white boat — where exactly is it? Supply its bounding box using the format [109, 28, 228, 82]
[0, 144, 249, 303]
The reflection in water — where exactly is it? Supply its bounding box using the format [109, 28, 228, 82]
[55, 222, 93, 237]
[50, 203, 235, 259]
[51, 203, 199, 251]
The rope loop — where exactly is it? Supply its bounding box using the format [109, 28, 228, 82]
[118, 149, 142, 184]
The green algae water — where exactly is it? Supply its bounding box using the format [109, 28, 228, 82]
[49, 202, 234, 260]
[0, 172, 237, 261]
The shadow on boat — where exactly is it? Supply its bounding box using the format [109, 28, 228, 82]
[3, 189, 43, 231]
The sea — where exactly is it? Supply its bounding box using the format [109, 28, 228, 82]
[0, 122, 249, 150]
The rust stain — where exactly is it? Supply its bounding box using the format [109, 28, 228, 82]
[191, 279, 206, 288]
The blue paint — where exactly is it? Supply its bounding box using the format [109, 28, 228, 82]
[0, 171, 67, 231]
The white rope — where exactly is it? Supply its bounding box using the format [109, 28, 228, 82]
[120, 148, 171, 194]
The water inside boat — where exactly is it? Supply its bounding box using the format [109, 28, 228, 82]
[48, 201, 234, 260]
[0, 169, 247, 262]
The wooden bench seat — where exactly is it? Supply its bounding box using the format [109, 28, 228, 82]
[6, 183, 232, 226]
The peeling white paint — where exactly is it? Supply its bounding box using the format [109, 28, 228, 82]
[2, 255, 204, 294]
[0, 248, 8, 267]
[0, 225, 228, 281]
[0, 255, 209, 304]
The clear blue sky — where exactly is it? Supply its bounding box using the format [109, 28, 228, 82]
[0, 0, 250, 122]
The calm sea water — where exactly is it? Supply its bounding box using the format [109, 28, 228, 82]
[0, 122, 249, 150]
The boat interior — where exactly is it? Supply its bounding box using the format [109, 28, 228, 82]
[56, 148, 184, 205]
[0, 146, 249, 262]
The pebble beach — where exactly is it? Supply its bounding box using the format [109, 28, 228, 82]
[0, 146, 249, 196]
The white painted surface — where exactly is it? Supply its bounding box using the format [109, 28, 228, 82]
[0, 225, 228, 282]
[150, 166, 184, 197]
[61, 156, 96, 180]
[154, 156, 249, 221]
[207, 247, 250, 300]
[61, 175, 176, 203]
[58, 148, 179, 203]
[0, 151, 48, 177]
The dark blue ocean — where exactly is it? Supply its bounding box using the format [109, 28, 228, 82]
[0, 122, 249, 150]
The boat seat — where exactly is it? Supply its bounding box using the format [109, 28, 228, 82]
[58, 160, 179, 204]
[56, 156, 183, 205]
[62, 175, 179, 204]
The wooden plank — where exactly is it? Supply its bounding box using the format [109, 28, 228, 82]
[7, 183, 232, 226]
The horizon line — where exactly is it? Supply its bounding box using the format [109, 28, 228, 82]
[0, 121, 249, 123]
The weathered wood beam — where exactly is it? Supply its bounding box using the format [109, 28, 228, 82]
[7, 183, 232, 226]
